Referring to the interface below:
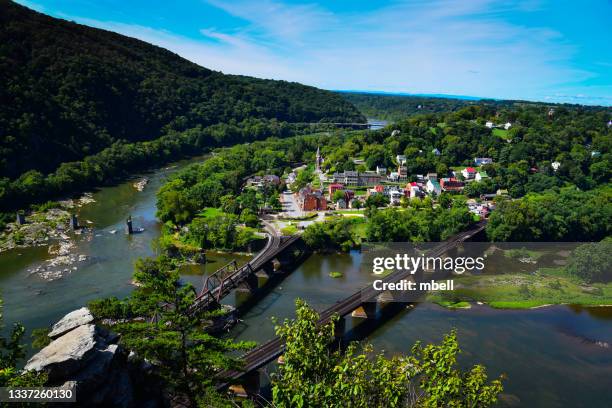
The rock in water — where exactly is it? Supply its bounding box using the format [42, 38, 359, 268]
[48, 307, 94, 339]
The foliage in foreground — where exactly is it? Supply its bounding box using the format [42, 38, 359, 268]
[88, 256, 254, 407]
[0, 299, 47, 393]
[272, 299, 504, 407]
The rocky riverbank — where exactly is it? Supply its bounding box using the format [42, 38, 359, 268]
[0, 193, 96, 253]
[24, 307, 165, 407]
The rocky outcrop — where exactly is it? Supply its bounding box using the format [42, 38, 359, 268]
[25, 308, 164, 407]
[48, 307, 94, 339]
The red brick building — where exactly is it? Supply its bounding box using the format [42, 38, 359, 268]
[297, 186, 327, 211]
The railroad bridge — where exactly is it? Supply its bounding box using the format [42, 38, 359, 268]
[218, 220, 488, 396]
[191, 228, 307, 314]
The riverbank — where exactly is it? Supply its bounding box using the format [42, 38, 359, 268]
[428, 267, 612, 310]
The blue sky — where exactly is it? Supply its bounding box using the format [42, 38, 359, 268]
[17, 0, 612, 106]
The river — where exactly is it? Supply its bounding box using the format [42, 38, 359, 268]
[0, 156, 249, 342]
[1, 159, 611, 407]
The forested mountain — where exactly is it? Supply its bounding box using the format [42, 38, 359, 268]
[0, 0, 363, 179]
[340, 91, 609, 123]
[340, 92, 484, 121]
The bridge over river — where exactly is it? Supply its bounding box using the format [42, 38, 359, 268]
[217, 220, 488, 394]
[190, 221, 303, 314]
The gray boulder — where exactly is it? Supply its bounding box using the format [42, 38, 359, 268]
[25, 324, 98, 381]
[24, 308, 163, 407]
[48, 307, 94, 339]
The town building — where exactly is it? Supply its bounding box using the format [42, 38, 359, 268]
[440, 178, 465, 192]
[551, 161, 561, 172]
[398, 165, 408, 181]
[485, 121, 494, 128]
[426, 172, 437, 181]
[504, 122, 512, 130]
[396, 154, 407, 165]
[246, 174, 281, 189]
[376, 166, 387, 175]
[328, 183, 344, 198]
[475, 171, 489, 182]
[461, 167, 476, 179]
[389, 189, 404, 205]
[426, 179, 442, 195]
[332, 171, 382, 186]
[296, 186, 327, 211]
[406, 182, 424, 199]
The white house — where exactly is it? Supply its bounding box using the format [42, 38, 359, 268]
[396, 155, 407, 165]
[504, 122, 512, 130]
[376, 166, 387, 175]
[426, 179, 442, 195]
[551, 161, 561, 171]
[485, 121, 494, 129]
[388, 172, 399, 182]
[475, 171, 489, 182]
[462, 167, 477, 179]
[389, 189, 404, 205]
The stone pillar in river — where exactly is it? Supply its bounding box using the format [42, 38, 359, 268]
[126, 216, 133, 234]
[70, 214, 79, 230]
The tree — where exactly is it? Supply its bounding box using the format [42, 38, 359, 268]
[239, 208, 259, 227]
[566, 239, 612, 283]
[89, 257, 253, 407]
[0, 298, 47, 389]
[332, 189, 346, 203]
[272, 300, 504, 408]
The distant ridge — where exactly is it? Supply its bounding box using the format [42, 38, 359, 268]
[336, 90, 486, 101]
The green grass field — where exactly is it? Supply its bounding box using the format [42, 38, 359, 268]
[428, 266, 612, 309]
[492, 128, 511, 140]
[198, 207, 223, 218]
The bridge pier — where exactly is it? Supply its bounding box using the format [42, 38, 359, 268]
[351, 302, 377, 319]
[334, 317, 346, 341]
[255, 270, 270, 287]
[377, 289, 410, 308]
[235, 274, 258, 306]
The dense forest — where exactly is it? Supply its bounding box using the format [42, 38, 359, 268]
[340, 92, 487, 121]
[0, 0, 363, 180]
[341, 91, 610, 123]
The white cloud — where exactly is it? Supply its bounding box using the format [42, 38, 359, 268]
[30, 0, 610, 105]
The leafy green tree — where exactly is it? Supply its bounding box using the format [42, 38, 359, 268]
[302, 218, 356, 251]
[0, 299, 47, 389]
[272, 300, 503, 408]
[332, 189, 346, 203]
[90, 257, 254, 407]
[566, 239, 612, 283]
[240, 208, 259, 228]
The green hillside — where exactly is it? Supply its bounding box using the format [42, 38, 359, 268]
[0, 0, 363, 179]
